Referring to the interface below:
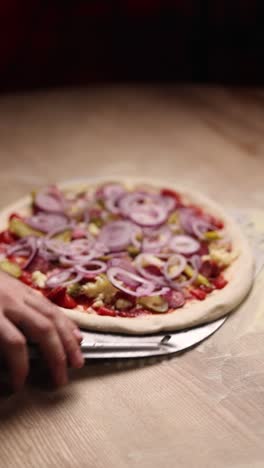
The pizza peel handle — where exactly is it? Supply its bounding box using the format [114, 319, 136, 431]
[0, 318, 226, 375]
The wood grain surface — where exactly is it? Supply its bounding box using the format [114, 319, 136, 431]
[0, 86, 264, 468]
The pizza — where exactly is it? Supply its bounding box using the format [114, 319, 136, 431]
[0, 178, 254, 335]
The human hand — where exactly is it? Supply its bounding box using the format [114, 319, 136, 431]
[0, 271, 84, 391]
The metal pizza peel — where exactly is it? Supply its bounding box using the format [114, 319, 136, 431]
[77, 317, 226, 360]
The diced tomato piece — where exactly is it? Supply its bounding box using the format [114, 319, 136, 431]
[187, 204, 204, 216]
[96, 306, 116, 317]
[20, 271, 33, 286]
[212, 276, 228, 289]
[198, 241, 209, 256]
[210, 216, 224, 230]
[0, 230, 16, 244]
[190, 288, 207, 300]
[200, 285, 214, 294]
[61, 294, 78, 309]
[75, 295, 93, 310]
[46, 286, 77, 309]
[46, 286, 65, 301]
[160, 188, 182, 204]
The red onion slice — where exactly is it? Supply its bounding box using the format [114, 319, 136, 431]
[107, 257, 136, 272]
[142, 226, 171, 252]
[35, 186, 66, 213]
[61, 237, 95, 256]
[107, 267, 155, 297]
[162, 196, 176, 212]
[75, 261, 107, 278]
[7, 237, 38, 270]
[98, 220, 133, 252]
[59, 254, 95, 266]
[102, 183, 126, 214]
[131, 226, 143, 250]
[46, 269, 83, 288]
[191, 218, 214, 239]
[130, 205, 168, 227]
[169, 235, 200, 255]
[7, 238, 30, 256]
[179, 209, 196, 234]
[163, 254, 187, 281]
[119, 191, 170, 227]
[22, 238, 38, 269]
[108, 258, 138, 287]
[26, 213, 68, 234]
[135, 254, 167, 285]
[147, 286, 170, 297]
[46, 270, 72, 288]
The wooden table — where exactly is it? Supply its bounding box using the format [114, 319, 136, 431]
[0, 86, 264, 468]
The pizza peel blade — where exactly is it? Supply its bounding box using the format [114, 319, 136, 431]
[78, 317, 226, 360]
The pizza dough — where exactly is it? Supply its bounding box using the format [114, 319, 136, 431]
[0, 177, 254, 335]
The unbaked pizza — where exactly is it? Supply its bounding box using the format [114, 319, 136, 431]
[0, 178, 254, 334]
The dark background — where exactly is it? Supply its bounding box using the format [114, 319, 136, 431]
[0, 1, 263, 91]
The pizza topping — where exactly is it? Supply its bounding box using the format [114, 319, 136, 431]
[135, 253, 166, 285]
[98, 220, 134, 252]
[107, 267, 157, 297]
[119, 192, 170, 227]
[46, 286, 77, 309]
[209, 244, 238, 267]
[32, 270, 47, 288]
[0, 229, 17, 244]
[142, 226, 171, 252]
[163, 254, 187, 280]
[191, 218, 215, 240]
[82, 274, 118, 302]
[164, 290, 185, 308]
[190, 288, 207, 301]
[75, 260, 107, 278]
[101, 183, 126, 214]
[169, 234, 200, 255]
[46, 269, 83, 288]
[96, 306, 117, 317]
[212, 275, 228, 289]
[0, 259, 22, 278]
[203, 230, 221, 241]
[115, 298, 133, 310]
[184, 264, 212, 288]
[129, 204, 168, 227]
[20, 270, 33, 286]
[9, 217, 43, 238]
[0, 182, 231, 316]
[26, 212, 69, 234]
[34, 186, 66, 214]
[7, 236, 38, 270]
[138, 295, 169, 313]
[200, 260, 220, 279]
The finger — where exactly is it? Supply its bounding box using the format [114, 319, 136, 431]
[11, 305, 68, 387]
[73, 328, 83, 343]
[0, 317, 29, 391]
[25, 291, 84, 346]
[53, 315, 84, 369]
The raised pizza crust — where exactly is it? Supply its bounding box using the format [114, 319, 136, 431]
[0, 177, 254, 335]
